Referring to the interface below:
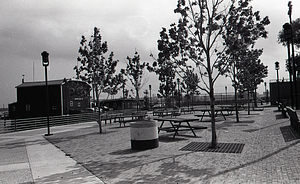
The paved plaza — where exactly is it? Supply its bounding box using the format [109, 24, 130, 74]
[1, 106, 300, 183]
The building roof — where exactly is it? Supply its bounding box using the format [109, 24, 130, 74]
[16, 79, 65, 88]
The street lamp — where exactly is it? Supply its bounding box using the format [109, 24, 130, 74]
[225, 86, 227, 105]
[41, 51, 52, 136]
[149, 85, 152, 109]
[283, 23, 297, 109]
[275, 61, 281, 104]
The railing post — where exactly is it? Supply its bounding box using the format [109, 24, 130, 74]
[14, 119, 17, 132]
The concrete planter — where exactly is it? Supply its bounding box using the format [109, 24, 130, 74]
[130, 120, 159, 150]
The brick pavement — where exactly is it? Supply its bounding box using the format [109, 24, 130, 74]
[43, 106, 300, 183]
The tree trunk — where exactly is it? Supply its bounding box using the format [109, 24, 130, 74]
[207, 53, 217, 149]
[233, 65, 240, 123]
[234, 85, 240, 122]
[136, 86, 141, 112]
[98, 108, 102, 134]
[247, 89, 250, 115]
[209, 89, 217, 148]
[95, 86, 102, 133]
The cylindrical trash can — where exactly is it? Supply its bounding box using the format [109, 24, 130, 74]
[130, 120, 159, 150]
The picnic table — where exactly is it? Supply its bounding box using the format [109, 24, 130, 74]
[195, 108, 233, 121]
[154, 117, 207, 138]
[115, 113, 148, 127]
[100, 113, 123, 124]
[181, 107, 195, 114]
[153, 109, 180, 117]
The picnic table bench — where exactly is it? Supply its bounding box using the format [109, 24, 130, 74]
[286, 107, 300, 133]
[154, 117, 207, 138]
[153, 109, 181, 117]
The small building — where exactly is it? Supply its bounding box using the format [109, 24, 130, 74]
[9, 79, 91, 119]
[269, 80, 300, 105]
[97, 98, 144, 110]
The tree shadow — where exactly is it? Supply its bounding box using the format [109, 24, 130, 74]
[275, 114, 288, 120]
[242, 120, 289, 133]
[82, 152, 214, 183]
[109, 148, 144, 155]
[205, 139, 300, 180]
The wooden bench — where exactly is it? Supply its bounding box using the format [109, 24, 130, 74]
[277, 101, 287, 118]
[286, 107, 300, 133]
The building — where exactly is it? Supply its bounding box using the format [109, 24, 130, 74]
[9, 79, 91, 119]
[269, 80, 300, 105]
[97, 98, 144, 110]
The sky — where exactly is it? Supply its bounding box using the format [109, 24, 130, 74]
[1, 0, 299, 107]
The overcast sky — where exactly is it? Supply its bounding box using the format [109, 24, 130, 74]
[1, 0, 299, 107]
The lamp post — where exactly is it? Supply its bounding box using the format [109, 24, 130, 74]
[225, 86, 227, 105]
[41, 51, 52, 136]
[149, 85, 152, 109]
[275, 61, 281, 104]
[283, 23, 297, 109]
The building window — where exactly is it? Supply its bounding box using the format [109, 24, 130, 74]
[70, 101, 73, 107]
[78, 102, 81, 107]
[26, 104, 30, 111]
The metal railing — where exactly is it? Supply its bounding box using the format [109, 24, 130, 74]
[0, 112, 99, 134]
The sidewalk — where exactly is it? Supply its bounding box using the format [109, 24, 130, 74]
[0, 122, 104, 184]
[1, 106, 300, 183]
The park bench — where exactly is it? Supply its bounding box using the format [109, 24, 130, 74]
[286, 106, 300, 133]
[276, 101, 287, 118]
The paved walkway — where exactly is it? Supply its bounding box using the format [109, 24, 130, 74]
[0, 122, 104, 184]
[1, 106, 300, 183]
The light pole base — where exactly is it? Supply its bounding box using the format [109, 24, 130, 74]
[44, 133, 53, 136]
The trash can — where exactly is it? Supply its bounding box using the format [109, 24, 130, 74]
[130, 120, 159, 150]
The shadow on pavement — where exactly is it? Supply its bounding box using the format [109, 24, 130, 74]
[205, 139, 300, 180]
[242, 120, 289, 133]
[280, 125, 300, 142]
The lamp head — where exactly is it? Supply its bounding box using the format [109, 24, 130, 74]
[41, 51, 49, 66]
[275, 61, 280, 70]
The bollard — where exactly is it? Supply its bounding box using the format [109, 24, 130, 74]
[130, 120, 159, 150]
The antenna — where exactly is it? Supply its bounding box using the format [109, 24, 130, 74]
[33, 62, 35, 82]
